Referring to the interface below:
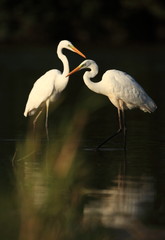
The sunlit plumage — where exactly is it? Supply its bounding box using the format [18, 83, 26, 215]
[67, 59, 157, 148]
[24, 40, 86, 138]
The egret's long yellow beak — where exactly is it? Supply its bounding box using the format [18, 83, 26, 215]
[71, 46, 86, 58]
[66, 65, 81, 77]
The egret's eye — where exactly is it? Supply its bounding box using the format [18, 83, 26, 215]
[68, 44, 73, 49]
[80, 63, 86, 68]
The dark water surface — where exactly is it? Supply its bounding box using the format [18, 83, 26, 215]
[0, 45, 165, 240]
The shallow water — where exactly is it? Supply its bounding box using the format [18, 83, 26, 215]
[0, 45, 165, 240]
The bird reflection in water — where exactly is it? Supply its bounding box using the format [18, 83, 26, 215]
[83, 157, 155, 230]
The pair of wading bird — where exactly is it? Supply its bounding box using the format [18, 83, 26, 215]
[24, 40, 157, 149]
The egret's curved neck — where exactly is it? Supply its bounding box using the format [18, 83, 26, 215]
[57, 45, 69, 76]
[83, 64, 101, 94]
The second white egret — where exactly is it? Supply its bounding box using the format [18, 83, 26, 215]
[67, 59, 157, 149]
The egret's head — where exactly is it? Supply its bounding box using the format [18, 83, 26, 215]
[58, 40, 86, 58]
[79, 59, 96, 69]
[66, 59, 96, 77]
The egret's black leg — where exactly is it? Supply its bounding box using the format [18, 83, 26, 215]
[96, 128, 122, 149]
[45, 100, 50, 141]
[33, 110, 43, 131]
[121, 110, 127, 150]
[96, 108, 122, 149]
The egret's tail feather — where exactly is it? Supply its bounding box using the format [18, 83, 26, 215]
[141, 99, 157, 113]
[24, 109, 37, 117]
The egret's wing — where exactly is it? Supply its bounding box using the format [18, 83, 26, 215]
[104, 70, 156, 112]
[24, 69, 60, 116]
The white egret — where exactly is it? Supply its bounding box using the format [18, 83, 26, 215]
[24, 40, 86, 139]
[67, 59, 157, 149]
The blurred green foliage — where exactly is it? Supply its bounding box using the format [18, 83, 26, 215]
[12, 102, 91, 240]
[0, 0, 164, 45]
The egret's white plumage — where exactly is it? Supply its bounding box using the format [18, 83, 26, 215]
[100, 69, 156, 113]
[24, 40, 86, 138]
[24, 69, 60, 117]
[67, 59, 157, 148]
